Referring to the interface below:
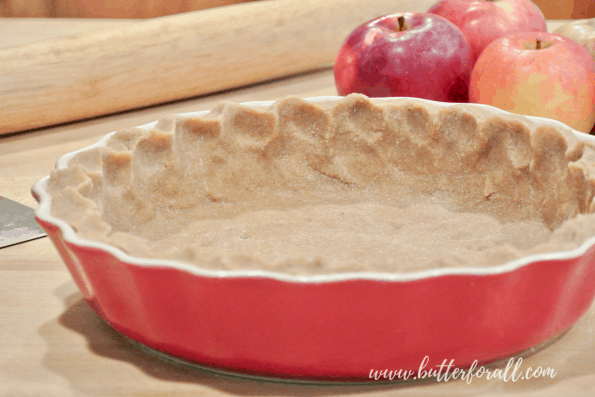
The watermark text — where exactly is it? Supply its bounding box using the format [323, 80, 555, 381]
[369, 356, 556, 383]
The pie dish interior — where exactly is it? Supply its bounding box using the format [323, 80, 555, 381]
[46, 94, 595, 275]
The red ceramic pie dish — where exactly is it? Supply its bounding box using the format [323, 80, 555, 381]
[31, 96, 595, 382]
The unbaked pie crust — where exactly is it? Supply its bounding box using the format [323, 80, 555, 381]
[47, 94, 595, 275]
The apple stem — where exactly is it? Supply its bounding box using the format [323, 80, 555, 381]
[536, 38, 541, 49]
[397, 16, 405, 32]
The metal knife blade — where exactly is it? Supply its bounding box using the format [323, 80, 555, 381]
[0, 195, 46, 248]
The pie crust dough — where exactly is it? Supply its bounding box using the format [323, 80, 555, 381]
[47, 94, 595, 274]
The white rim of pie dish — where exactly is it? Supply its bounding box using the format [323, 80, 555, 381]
[32, 96, 595, 283]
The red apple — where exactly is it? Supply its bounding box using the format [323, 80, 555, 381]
[334, 12, 473, 102]
[469, 32, 595, 134]
[428, 0, 547, 64]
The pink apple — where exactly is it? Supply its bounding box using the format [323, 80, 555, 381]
[334, 12, 473, 102]
[469, 32, 595, 134]
[553, 18, 595, 64]
[428, 0, 547, 64]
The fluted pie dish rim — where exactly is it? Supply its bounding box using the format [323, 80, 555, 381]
[30, 95, 595, 381]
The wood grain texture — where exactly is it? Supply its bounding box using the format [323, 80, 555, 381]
[0, 0, 51, 17]
[52, 0, 257, 18]
[1, 0, 594, 19]
[0, 0, 257, 18]
[0, 18, 134, 49]
[533, 0, 595, 19]
[1, 19, 595, 397]
[0, 0, 437, 136]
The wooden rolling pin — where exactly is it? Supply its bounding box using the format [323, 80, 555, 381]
[0, 0, 435, 135]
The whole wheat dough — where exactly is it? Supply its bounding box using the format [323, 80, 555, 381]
[46, 94, 595, 275]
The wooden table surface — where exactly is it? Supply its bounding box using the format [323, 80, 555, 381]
[1, 18, 594, 397]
